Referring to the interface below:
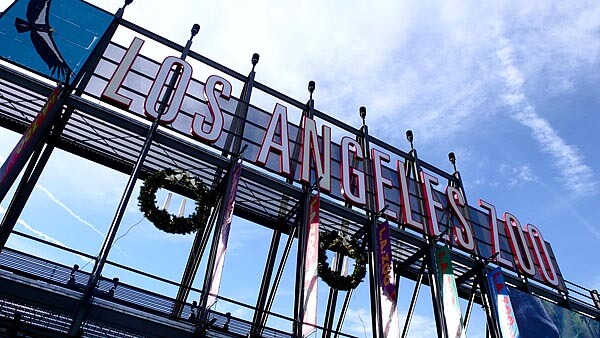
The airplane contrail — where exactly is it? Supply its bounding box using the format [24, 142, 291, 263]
[35, 184, 106, 238]
[0, 205, 88, 262]
[34, 183, 128, 257]
[0, 154, 127, 257]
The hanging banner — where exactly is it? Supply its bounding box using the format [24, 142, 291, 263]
[302, 192, 320, 337]
[487, 267, 520, 338]
[376, 220, 400, 338]
[206, 161, 242, 308]
[0, 0, 113, 83]
[0, 85, 64, 201]
[509, 286, 600, 337]
[436, 245, 467, 338]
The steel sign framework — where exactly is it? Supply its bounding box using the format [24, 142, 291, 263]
[0, 2, 599, 337]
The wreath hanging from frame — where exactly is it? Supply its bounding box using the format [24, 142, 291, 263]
[138, 169, 212, 235]
[318, 230, 367, 291]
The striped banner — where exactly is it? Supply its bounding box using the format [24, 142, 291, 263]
[207, 161, 242, 308]
[302, 192, 320, 337]
[487, 267, 520, 338]
[377, 220, 400, 338]
[436, 245, 467, 338]
[0, 85, 63, 200]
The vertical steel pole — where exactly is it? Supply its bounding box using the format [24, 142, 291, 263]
[294, 187, 311, 337]
[427, 244, 448, 338]
[357, 107, 384, 338]
[69, 23, 200, 336]
[479, 265, 501, 338]
[0, 1, 131, 252]
[251, 230, 281, 335]
[197, 158, 241, 330]
[260, 226, 297, 334]
[401, 262, 426, 338]
[172, 53, 257, 318]
[293, 81, 316, 337]
[322, 253, 343, 338]
[462, 281, 477, 330]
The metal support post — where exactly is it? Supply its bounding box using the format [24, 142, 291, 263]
[322, 253, 343, 338]
[357, 106, 384, 338]
[260, 226, 297, 334]
[293, 81, 316, 337]
[462, 280, 478, 330]
[293, 186, 311, 337]
[478, 265, 501, 338]
[251, 229, 281, 335]
[0, 140, 46, 248]
[0, 0, 130, 251]
[427, 242, 448, 338]
[171, 197, 222, 318]
[401, 261, 426, 338]
[172, 52, 257, 318]
[221, 53, 258, 157]
[69, 23, 199, 336]
[197, 156, 244, 331]
[333, 289, 353, 338]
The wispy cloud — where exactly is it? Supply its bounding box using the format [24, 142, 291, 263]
[0, 205, 63, 246]
[34, 183, 127, 256]
[345, 306, 372, 337]
[496, 41, 597, 196]
[499, 163, 537, 187]
[0, 205, 88, 262]
[35, 184, 106, 238]
[537, 181, 600, 242]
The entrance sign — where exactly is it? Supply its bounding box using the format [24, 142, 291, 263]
[86, 36, 566, 291]
[1, 2, 599, 337]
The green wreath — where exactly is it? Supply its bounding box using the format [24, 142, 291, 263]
[318, 230, 367, 291]
[138, 169, 212, 234]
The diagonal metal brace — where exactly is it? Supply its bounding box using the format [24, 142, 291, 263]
[398, 246, 428, 271]
[456, 252, 499, 286]
[352, 205, 389, 242]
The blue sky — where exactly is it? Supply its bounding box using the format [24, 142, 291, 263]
[1, 0, 600, 337]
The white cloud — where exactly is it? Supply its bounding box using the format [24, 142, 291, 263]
[496, 41, 597, 196]
[344, 307, 372, 337]
[499, 163, 537, 187]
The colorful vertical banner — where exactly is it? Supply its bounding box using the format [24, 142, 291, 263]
[302, 192, 320, 337]
[206, 161, 242, 308]
[487, 267, 520, 338]
[0, 85, 63, 201]
[0, 0, 113, 83]
[376, 220, 400, 338]
[436, 245, 467, 338]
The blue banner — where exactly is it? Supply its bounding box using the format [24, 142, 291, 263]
[509, 286, 600, 338]
[0, 0, 112, 83]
